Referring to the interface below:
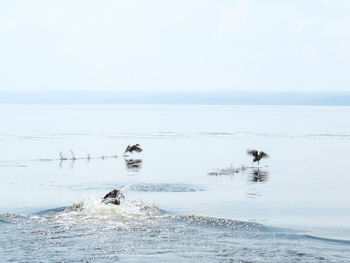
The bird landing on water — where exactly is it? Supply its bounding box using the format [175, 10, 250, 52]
[102, 189, 124, 205]
[125, 144, 143, 154]
[247, 150, 269, 165]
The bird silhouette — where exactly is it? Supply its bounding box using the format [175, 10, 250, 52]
[125, 144, 143, 154]
[247, 150, 269, 165]
[102, 189, 124, 205]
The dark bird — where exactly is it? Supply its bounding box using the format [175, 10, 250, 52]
[247, 150, 269, 165]
[125, 144, 143, 154]
[102, 189, 124, 205]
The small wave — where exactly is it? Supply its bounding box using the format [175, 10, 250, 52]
[261, 226, 350, 245]
[129, 183, 206, 192]
[0, 213, 26, 224]
[34, 206, 67, 215]
[106, 132, 191, 139]
[36, 197, 164, 224]
[303, 133, 350, 139]
[172, 215, 263, 231]
[303, 234, 350, 245]
[75, 198, 161, 217]
[0, 217, 10, 224]
[0, 132, 89, 140]
[23, 198, 165, 237]
[73, 183, 205, 193]
[31, 200, 263, 233]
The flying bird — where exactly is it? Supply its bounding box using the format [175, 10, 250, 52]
[125, 144, 143, 154]
[247, 150, 269, 165]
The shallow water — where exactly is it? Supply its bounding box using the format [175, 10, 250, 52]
[2, 200, 350, 263]
[0, 105, 350, 262]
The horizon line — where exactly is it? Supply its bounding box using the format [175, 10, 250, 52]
[1, 90, 350, 106]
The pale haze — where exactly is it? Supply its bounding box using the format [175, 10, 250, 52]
[1, 0, 350, 92]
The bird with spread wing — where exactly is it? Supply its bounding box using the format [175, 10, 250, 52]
[125, 144, 143, 154]
[247, 150, 269, 165]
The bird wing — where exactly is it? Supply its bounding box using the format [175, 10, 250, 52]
[135, 146, 143, 152]
[103, 189, 118, 199]
[259, 151, 269, 158]
[125, 145, 131, 153]
[247, 150, 258, 157]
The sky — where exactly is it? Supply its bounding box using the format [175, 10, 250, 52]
[1, 0, 350, 92]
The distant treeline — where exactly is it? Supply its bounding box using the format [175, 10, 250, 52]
[0, 91, 350, 106]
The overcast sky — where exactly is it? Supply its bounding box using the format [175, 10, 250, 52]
[1, 0, 350, 92]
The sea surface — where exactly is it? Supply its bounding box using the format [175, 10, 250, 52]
[0, 104, 349, 262]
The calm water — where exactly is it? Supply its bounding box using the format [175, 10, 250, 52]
[0, 105, 350, 262]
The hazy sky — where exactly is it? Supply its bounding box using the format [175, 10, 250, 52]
[1, 0, 350, 92]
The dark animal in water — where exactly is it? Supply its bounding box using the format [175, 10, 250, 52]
[247, 150, 269, 165]
[125, 144, 143, 154]
[102, 189, 124, 205]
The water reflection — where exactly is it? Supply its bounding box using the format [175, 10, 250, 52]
[207, 164, 242, 176]
[70, 159, 76, 170]
[249, 168, 269, 183]
[58, 153, 118, 170]
[124, 158, 143, 172]
[207, 165, 269, 184]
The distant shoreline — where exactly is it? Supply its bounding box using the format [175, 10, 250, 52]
[1, 91, 350, 106]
